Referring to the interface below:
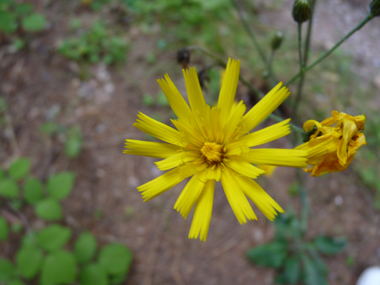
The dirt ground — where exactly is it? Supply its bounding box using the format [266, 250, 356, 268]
[1, 1, 380, 285]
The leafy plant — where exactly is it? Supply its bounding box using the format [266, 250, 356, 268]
[246, 210, 347, 285]
[0, 0, 47, 34]
[0, 159, 133, 284]
[58, 21, 129, 65]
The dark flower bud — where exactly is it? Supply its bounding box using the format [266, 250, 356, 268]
[271, 31, 284, 50]
[177, 48, 190, 69]
[292, 0, 312, 23]
[370, 0, 380, 17]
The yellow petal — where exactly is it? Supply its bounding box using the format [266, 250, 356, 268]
[221, 169, 257, 224]
[174, 172, 207, 219]
[134, 112, 183, 146]
[240, 82, 290, 132]
[337, 118, 357, 165]
[223, 100, 246, 142]
[138, 164, 196, 201]
[240, 149, 307, 168]
[155, 152, 194, 171]
[188, 180, 215, 242]
[217, 58, 241, 120]
[235, 175, 284, 221]
[226, 158, 265, 179]
[124, 139, 181, 158]
[157, 74, 191, 121]
[183, 68, 207, 115]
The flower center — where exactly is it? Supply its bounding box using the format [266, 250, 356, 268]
[201, 142, 224, 163]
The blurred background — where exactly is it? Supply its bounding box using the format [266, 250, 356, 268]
[1, 0, 380, 284]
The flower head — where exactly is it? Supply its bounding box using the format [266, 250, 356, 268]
[124, 59, 307, 241]
[296, 111, 366, 177]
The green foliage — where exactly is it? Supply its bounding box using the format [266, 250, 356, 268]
[74, 231, 98, 264]
[247, 210, 346, 285]
[0, 216, 9, 240]
[0, 1, 46, 34]
[16, 245, 44, 279]
[36, 224, 72, 252]
[35, 198, 63, 221]
[58, 22, 129, 65]
[47, 172, 75, 200]
[40, 251, 77, 285]
[9, 158, 30, 180]
[0, 157, 132, 285]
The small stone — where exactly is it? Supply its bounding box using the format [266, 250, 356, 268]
[334, 195, 343, 206]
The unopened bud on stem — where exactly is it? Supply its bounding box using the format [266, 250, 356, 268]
[292, 0, 312, 23]
[370, 0, 380, 17]
[271, 31, 284, 50]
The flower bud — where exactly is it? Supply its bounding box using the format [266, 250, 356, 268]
[292, 0, 312, 23]
[370, 0, 380, 17]
[177, 48, 190, 69]
[271, 31, 284, 50]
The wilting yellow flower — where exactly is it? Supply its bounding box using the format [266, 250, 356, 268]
[296, 111, 366, 177]
[124, 59, 307, 241]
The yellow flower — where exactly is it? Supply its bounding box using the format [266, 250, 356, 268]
[124, 59, 307, 241]
[296, 111, 366, 177]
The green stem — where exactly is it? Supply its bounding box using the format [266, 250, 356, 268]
[292, 23, 305, 123]
[231, 0, 267, 65]
[267, 50, 276, 87]
[303, 0, 316, 66]
[286, 13, 373, 86]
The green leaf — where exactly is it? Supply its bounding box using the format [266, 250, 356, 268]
[0, 216, 9, 241]
[80, 263, 108, 285]
[0, 179, 19, 198]
[156, 91, 169, 107]
[36, 224, 72, 252]
[284, 257, 300, 284]
[40, 251, 76, 284]
[35, 198, 62, 221]
[314, 236, 347, 255]
[23, 177, 44, 204]
[74, 231, 97, 264]
[9, 279, 26, 285]
[40, 122, 58, 135]
[0, 97, 8, 113]
[21, 13, 46, 32]
[274, 273, 288, 284]
[9, 158, 31, 180]
[14, 3, 33, 15]
[65, 128, 82, 158]
[47, 172, 75, 200]
[16, 245, 44, 279]
[142, 94, 155, 107]
[0, 11, 17, 33]
[109, 272, 126, 285]
[0, 167, 5, 179]
[301, 254, 328, 285]
[246, 242, 287, 268]
[0, 258, 15, 282]
[98, 244, 133, 275]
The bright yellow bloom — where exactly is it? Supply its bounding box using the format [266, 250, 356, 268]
[296, 111, 366, 177]
[124, 59, 307, 241]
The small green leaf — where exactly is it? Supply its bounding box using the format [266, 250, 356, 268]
[11, 223, 23, 233]
[40, 251, 76, 284]
[21, 13, 47, 32]
[0, 11, 17, 33]
[246, 242, 287, 268]
[0, 258, 15, 282]
[74, 231, 97, 264]
[156, 91, 169, 107]
[98, 244, 133, 275]
[0, 167, 5, 179]
[0, 216, 9, 241]
[40, 122, 58, 135]
[9, 158, 31, 180]
[142, 94, 155, 107]
[65, 128, 82, 158]
[0, 97, 8, 113]
[274, 273, 288, 284]
[15, 3, 33, 15]
[16, 245, 44, 279]
[301, 254, 328, 285]
[47, 172, 75, 200]
[35, 198, 62, 221]
[109, 272, 127, 285]
[36, 224, 71, 252]
[284, 257, 300, 284]
[23, 177, 44, 204]
[80, 263, 108, 285]
[314, 236, 347, 255]
[0, 179, 19, 198]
